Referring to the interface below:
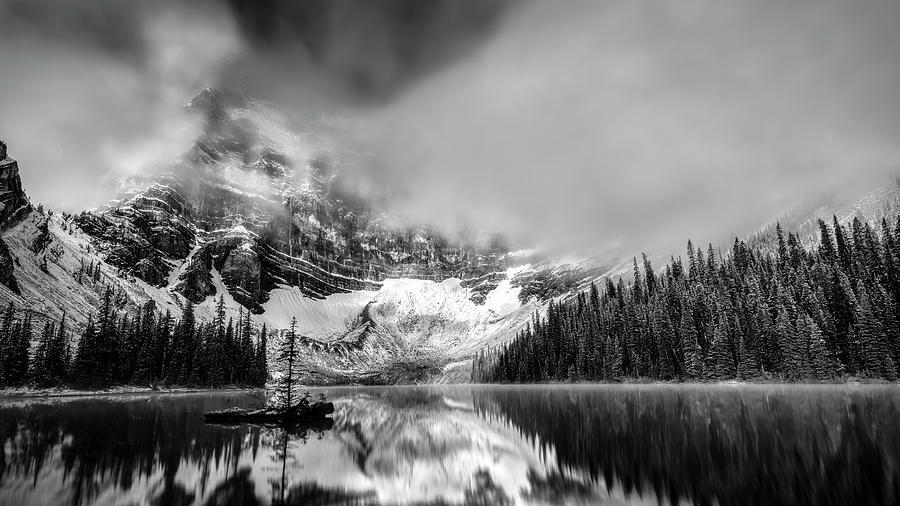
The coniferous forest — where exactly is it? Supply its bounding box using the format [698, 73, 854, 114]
[472, 216, 900, 383]
[0, 290, 269, 389]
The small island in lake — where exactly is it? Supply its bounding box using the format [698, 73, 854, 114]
[203, 318, 335, 425]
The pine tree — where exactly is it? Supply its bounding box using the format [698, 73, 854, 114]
[255, 323, 269, 386]
[188, 324, 206, 386]
[167, 303, 192, 385]
[50, 311, 68, 383]
[94, 288, 117, 386]
[855, 281, 897, 380]
[776, 305, 802, 380]
[0, 302, 13, 385]
[238, 309, 253, 384]
[74, 315, 98, 387]
[643, 253, 656, 297]
[707, 314, 736, 380]
[132, 303, 156, 385]
[834, 216, 853, 270]
[8, 312, 33, 385]
[818, 218, 837, 263]
[687, 241, 697, 280]
[224, 318, 235, 383]
[776, 222, 788, 266]
[179, 304, 198, 384]
[154, 310, 172, 381]
[207, 297, 226, 387]
[30, 321, 54, 386]
[737, 334, 759, 380]
[681, 304, 703, 379]
[806, 317, 838, 380]
[273, 318, 303, 410]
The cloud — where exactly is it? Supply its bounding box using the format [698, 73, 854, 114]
[0, 0, 242, 209]
[351, 0, 900, 254]
[219, 0, 510, 103]
[2, 0, 899, 258]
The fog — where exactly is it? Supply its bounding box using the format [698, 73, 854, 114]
[2, 0, 900, 255]
[355, 0, 900, 253]
[0, 0, 240, 209]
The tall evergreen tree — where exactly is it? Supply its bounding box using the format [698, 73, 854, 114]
[273, 318, 303, 410]
[255, 323, 270, 387]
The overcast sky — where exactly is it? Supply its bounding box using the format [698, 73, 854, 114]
[1, 0, 900, 254]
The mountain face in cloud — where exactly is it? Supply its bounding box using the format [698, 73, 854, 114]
[0, 0, 241, 210]
[0, 0, 510, 210]
[2, 0, 900, 257]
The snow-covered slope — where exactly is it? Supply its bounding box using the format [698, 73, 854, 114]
[259, 265, 541, 383]
[0, 207, 544, 383]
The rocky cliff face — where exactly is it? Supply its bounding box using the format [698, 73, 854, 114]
[0, 146, 29, 227]
[0, 142, 30, 293]
[74, 89, 509, 314]
[0, 234, 18, 294]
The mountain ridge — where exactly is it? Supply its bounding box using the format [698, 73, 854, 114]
[3, 91, 900, 384]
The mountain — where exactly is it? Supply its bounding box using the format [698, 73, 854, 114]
[0, 140, 30, 294]
[3, 90, 899, 384]
[0, 90, 564, 383]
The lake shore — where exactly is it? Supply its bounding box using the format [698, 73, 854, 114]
[0, 385, 263, 399]
[3, 379, 895, 400]
[467, 376, 898, 386]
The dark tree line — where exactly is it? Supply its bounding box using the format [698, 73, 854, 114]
[0, 292, 269, 389]
[474, 215, 900, 383]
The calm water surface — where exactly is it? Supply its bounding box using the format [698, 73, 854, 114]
[1, 385, 898, 505]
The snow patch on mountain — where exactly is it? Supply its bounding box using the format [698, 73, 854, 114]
[256, 265, 540, 382]
[262, 286, 376, 338]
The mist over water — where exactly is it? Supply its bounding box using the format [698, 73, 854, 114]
[2, 0, 900, 253]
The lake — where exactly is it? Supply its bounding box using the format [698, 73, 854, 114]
[1, 385, 898, 505]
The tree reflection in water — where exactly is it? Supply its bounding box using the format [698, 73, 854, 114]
[0, 393, 351, 506]
[472, 385, 900, 506]
[1, 386, 899, 505]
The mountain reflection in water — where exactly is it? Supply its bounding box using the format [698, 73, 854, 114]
[0, 385, 898, 505]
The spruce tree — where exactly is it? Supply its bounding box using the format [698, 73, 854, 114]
[9, 312, 32, 385]
[74, 315, 98, 387]
[207, 297, 226, 387]
[681, 305, 703, 379]
[806, 317, 838, 380]
[708, 314, 736, 380]
[854, 281, 897, 380]
[30, 321, 54, 385]
[737, 334, 759, 380]
[776, 306, 802, 380]
[0, 302, 13, 385]
[51, 311, 68, 383]
[273, 318, 303, 410]
[255, 323, 269, 387]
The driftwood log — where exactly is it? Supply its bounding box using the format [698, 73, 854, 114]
[204, 401, 334, 424]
